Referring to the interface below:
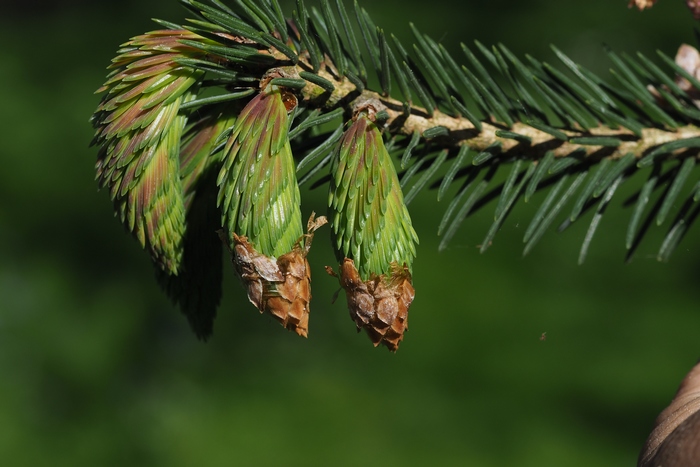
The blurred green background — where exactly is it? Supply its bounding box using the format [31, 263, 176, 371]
[2, 0, 700, 465]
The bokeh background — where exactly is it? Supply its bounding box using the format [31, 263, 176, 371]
[2, 0, 700, 465]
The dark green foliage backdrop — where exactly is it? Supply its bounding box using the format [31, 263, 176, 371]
[2, 0, 699, 465]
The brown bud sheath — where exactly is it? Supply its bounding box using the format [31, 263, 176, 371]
[223, 214, 327, 337]
[674, 44, 700, 94]
[334, 258, 415, 352]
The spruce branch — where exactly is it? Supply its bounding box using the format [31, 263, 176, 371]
[91, 0, 700, 346]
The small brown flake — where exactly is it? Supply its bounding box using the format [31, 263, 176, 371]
[223, 213, 327, 337]
[332, 258, 415, 352]
[628, 0, 658, 11]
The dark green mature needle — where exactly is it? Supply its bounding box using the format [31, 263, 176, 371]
[388, 45, 411, 104]
[178, 40, 275, 65]
[461, 64, 513, 126]
[658, 216, 689, 262]
[450, 97, 483, 132]
[533, 77, 597, 129]
[551, 45, 616, 107]
[345, 70, 365, 92]
[492, 46, 542, 116]
[173, 58, 239, 81]
[354, 0, 380, 71]
[495, 130, 531, 145]
[523, 172, 587, 255]
[296, 0, 310, 26]
[299, 152, 333, 186]
[308, 7, 333, 60]
[441, 45, 488, 118]
[254, 0, 287, 41]
[609, 69, 677, 128]
[474, 40, 500, 72]
[440, 165, 499, 251]
[524, 64, 577, 126]
[411, 43, 459, 117]
[189, 1, 260, 39]
[525, 151, 555, 202]
[438, 145, 470, 201]
[320, 0, 346, 74]
[543, 63, 606, 111]
[593, 153, 636, 197]
[288, 107, 344, 140]
[296, 126, 344, 172]
[569, 157, 611, 222]
[423, 126, 449, 139]
[500, 45, 560, 124]
[361, 6, 379, 43]
[152, 18, 183, 30]
[424, 37, 458, 91]
[637, 52, 687, 97]
[588, 103, 645, 137]
[524, 173, 568, 242]
[411, 25, 457, 97]
[549, 155, 581, 175]
[179, 89, 255, 110]
[290, 109, 320, 137]
[234, 0, 272, 33]
[400, 156, 427, 189]
[626, 166, 660, 249]
[473, 142, 502, 166]
[293, 9, 320, 71]
[374, 110, 389, 122]
[657, 157, 696, 225]
[467, 64, 515, 125]
[269, 0, 286, 26]
[378, 29, 391, 96]
[463, 43, 512, 114]
[607, 47, 652, 96]
[405, 150, 448, 205]
[579, 176, 623, 264]
[494, 159, 523, 220]
[622, 52, 654, 84]
[390, 33, 409, 62]
[638, 138, 700, 167]
[526, 119, 568, 141]
[269, 77, 307, 89]
[658, 186, 700, 262]
[656, 87, 700, 121]
[263, 33, 298, 63]
[334, 0, 365, 78]
[401, 131, 421, 169]
[299, 71, 335, 93]
[209, 0, 237, 17]
[481, 161, 536, 253]
[403, 61, 435, 116]
[438, 168, 481, 238]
